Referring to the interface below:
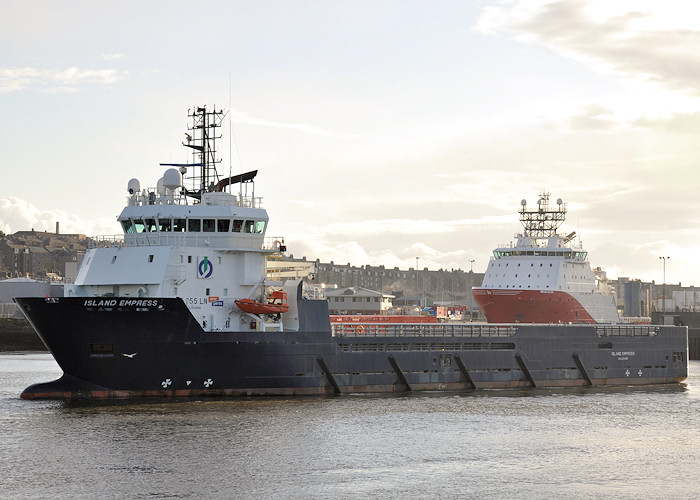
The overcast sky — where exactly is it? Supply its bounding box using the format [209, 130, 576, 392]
[2, 0, 699, 285]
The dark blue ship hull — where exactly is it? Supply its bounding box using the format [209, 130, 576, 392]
[15, 296, 688, 400]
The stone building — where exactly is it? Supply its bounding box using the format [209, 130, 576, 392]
[0, 229, 87, 279]
[303, 259, 484, 318]
[324, 286, 394, 315]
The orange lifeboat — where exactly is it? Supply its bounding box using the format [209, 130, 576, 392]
[235, 290, 289, 315]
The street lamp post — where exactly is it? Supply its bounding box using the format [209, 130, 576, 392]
[659, 256, 670, 314]
[468, 259, 475, 321]
[416, 256, 420, 309]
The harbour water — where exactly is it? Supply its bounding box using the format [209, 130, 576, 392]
[1, 354, 699, 499]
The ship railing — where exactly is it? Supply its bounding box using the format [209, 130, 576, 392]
[239, 195, 263, 209]
[88, 233, 271, 249]
[126, 191, 263, 209]
[263, 237, 286, 251]
[0, 302, 23, 318]
[332, 322, 517, 338]
[595, 325, 661, 337]
[89, 235, 125, 248]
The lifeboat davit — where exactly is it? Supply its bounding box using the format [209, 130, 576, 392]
[235, 290, 289, 315]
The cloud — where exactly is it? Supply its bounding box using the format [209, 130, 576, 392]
[286, 235, 475, 273]
[634, 110, 700, 133]
[53, 67, 124, 85]
[230, 108, 360, 138]
[0, 198, 118, 236]
[101, 53, 124, 61]
[475, 1, 700, 95]
[568, 104, 620, 131]
[0, 67, 41, 93]
[0, 66, 128, 93]
[319, 215, 513, 238]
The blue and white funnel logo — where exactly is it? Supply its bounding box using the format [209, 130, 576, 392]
[197, 256, 213, 279]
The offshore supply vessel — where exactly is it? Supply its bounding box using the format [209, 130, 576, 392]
[16, 107, 688, 399]
[473, 194, 619, 324]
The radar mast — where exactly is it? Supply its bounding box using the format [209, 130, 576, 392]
[519, 192, 566, 238]
[159, 105, 227, 202]
[183, 105, 227, 200]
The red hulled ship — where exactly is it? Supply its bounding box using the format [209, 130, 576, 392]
[473, 193, 619, 324]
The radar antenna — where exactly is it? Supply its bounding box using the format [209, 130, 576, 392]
[183, 105, 226, 199]
[160, 105, 258, 203]
[519, 192, 566, 238]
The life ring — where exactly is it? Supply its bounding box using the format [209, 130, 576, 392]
[356, 325, 364, 334]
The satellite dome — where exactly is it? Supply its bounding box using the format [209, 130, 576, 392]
[163, 168, 183, 190]
[557, 198, 563, 205]
[156, 177, 165, 195]
[521, 199, 527, 206]
[127, 178, 140, 195]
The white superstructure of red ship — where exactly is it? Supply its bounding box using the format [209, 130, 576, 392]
[473, 193, 619, 324]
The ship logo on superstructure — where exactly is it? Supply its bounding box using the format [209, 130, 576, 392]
[197, 256, 213, 279]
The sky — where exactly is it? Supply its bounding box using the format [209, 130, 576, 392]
[2, 0, 700, 286]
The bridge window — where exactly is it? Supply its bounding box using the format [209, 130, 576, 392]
[146, 218, 157, 232]
[217, 219, 231, 232]
[174, 219, 186, 232]
[233, 219, 244, 232]
[159, 218, 172, 232]
[243, 220, 255, 233]
[203, 219, 215, 232]
[255, 221, 266, 233]
[133, 219, 146, 233]
[121, 220, 134, 233]
[188, 219, 201, 232]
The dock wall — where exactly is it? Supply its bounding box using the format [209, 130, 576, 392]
[689, 328, 700, 361]
[0, 317, 46, 351]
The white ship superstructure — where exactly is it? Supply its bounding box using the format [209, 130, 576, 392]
[473, 194, 619, 324]
[64, 106, 302, 332]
